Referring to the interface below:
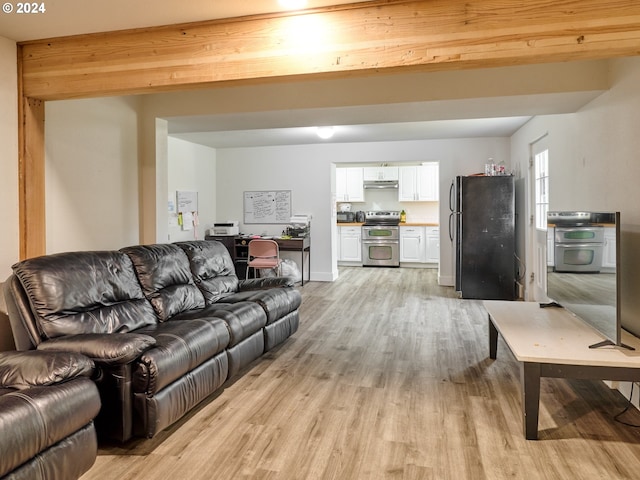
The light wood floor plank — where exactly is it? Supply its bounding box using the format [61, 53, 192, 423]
[82, 267, 640, 479]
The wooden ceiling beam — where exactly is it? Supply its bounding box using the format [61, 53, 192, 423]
[15, 0, 640, 258]
[19, 0, 640, 101]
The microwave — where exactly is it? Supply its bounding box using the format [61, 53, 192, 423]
[337, 211, 355, 223]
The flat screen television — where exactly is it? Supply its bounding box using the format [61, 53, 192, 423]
[546, 211, 632, 350]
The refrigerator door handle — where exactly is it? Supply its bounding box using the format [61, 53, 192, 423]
[448, 212, 455, 242]
[449, 182, 455, 212]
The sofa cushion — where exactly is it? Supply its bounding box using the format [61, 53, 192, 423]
[222, 288, 302, 325]
[132, 318, 230, 394]
[175, 240, 239, 303]
[173, 301, 267, 347]
[121, 244, 205, 321]
[12, 251, 157, 338]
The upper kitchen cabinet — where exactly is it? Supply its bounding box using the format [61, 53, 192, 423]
[398, 163, 439, 202]
[336, 167, 364, 202]
[363, 166, 399, 182]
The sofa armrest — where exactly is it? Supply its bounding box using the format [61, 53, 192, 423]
[37, 333, 156, 366]
[0, 350, 94, 390]
[238, 276, 296, 291]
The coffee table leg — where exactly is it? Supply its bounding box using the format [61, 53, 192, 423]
[521, 362, 541, 440]
[489, 314, 498, 359]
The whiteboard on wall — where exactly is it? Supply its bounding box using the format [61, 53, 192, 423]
[244, 190, 291, 224]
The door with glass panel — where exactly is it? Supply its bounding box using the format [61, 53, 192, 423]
[530, 135, 549, 301]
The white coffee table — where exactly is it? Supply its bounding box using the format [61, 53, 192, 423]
[484, 300, 640, 439]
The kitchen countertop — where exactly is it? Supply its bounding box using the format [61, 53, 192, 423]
[337, 222, 439, 227]
[401, 222, 439, 227]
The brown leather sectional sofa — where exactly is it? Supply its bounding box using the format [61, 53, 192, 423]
[3, 240, 300, 443]
[0, 350, 101, 480]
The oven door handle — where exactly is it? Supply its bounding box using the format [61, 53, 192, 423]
[362, 240, 399, 244]
[555, 243, 604, 248]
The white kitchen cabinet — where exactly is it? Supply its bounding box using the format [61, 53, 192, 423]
[398, 163, 439, 201]
[425, 227, 440, 264]
[398, 167, 418, 202]
[363, 166, 399, 181]
[602, 227, 616, 269]
[400, 226, 426, 263]
[339, 226, 362, 262]
[336, 167, 364, 202]
[418, 162, 439, 201]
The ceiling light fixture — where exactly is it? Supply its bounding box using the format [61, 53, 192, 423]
[279, 0, 307, 10]
[316, 126, 335, 139]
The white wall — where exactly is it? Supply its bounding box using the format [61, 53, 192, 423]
[0, 36, 18, 279]
[45, 96, 141, 253]
[216, 137, 510, 282]
[217, 143, 333, 280]
[511, 56, 640, 305]
[168, 137, 217, 241]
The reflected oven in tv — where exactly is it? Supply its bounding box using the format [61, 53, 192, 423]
[553, 226, 604, 273]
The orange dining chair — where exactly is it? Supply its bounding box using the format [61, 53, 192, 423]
[246, 239, 282, 279]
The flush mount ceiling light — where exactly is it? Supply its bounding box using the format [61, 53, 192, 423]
[316, 126, 335, 139]
[279, 0, 307, 9]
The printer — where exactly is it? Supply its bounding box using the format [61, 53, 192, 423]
[207, 221, 239, 236]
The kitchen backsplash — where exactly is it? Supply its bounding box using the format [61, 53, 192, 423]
[338, 189, 439, 223]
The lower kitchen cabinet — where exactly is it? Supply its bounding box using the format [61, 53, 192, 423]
[602, 226, 616, 269]
[400, 226, 439, 264]
[338, 225, 438, 266]
[400, 226, 425, 262]
[338, 226, 362, 262]
[425, 227, 440, 264]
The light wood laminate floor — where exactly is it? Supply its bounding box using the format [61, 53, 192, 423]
[82, 267, 640, 480]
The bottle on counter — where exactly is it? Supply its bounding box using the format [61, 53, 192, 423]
[400, 210, 406, 223]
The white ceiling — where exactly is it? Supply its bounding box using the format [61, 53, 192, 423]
[167, 89, 606, 148]
[170, 117, 534, 149]
[0, 0, 607, 148]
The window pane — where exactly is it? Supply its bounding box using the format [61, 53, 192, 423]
[534, 149, 549, 230]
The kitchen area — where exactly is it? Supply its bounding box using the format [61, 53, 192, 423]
[336, 163, 440, 269]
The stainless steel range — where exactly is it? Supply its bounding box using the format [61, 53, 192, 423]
[362, 211, 400, 267]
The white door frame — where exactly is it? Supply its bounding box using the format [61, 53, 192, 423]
[526, 134, 549, 302]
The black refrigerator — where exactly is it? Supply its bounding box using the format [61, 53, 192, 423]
[448, 175, 516, 300]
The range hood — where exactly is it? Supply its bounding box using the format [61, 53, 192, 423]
[363, 180, 398, 189]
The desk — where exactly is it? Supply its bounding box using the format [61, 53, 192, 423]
[484, 300, 640, 440]
[274, 237, 311, 286]
[206, 235, 310, 285]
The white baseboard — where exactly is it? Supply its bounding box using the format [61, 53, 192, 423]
[439, 274, 454, 286]
[309, 271, 338, 282]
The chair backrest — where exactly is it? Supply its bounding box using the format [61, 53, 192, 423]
[248, 239, 279, 259]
